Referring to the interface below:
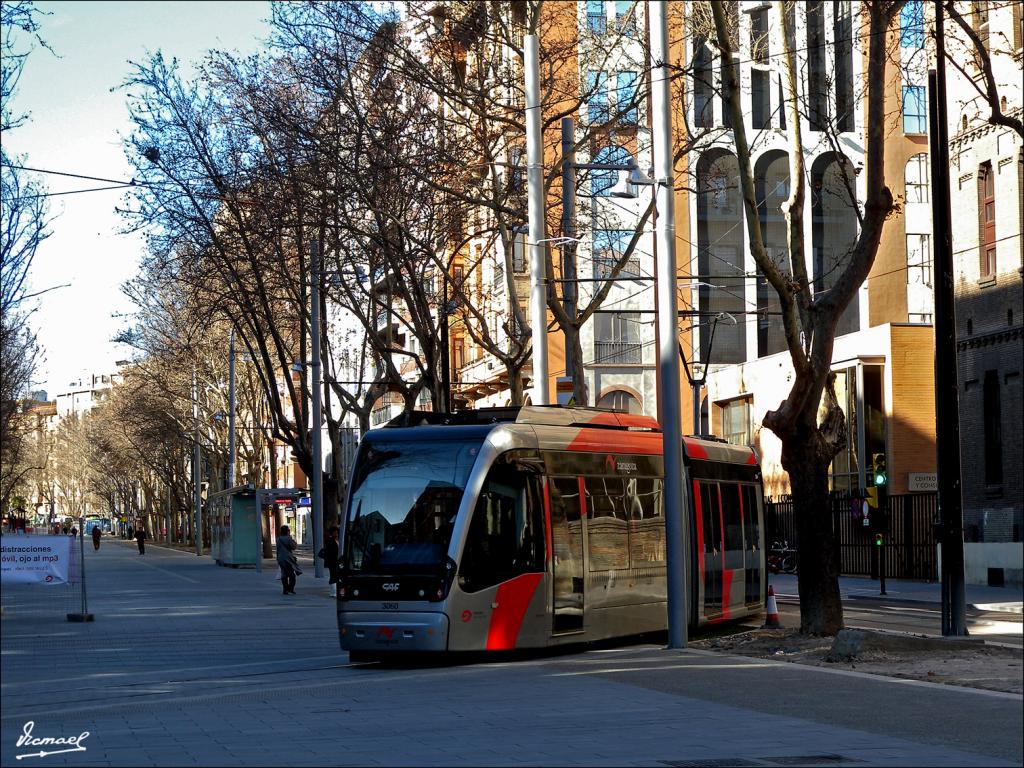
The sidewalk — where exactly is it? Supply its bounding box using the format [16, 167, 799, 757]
[3, 539, 1021, 767]
[769, 572, 1024, 613]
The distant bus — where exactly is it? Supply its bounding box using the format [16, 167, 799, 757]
[336, 406, 765, 656]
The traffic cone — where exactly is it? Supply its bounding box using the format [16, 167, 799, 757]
[763, 584, 781, 628]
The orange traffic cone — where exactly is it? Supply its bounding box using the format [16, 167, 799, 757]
[763, 584, 781, 628]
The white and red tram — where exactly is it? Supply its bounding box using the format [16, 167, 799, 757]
[337, 406, 766, 654]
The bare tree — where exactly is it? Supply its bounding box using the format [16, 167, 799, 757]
[711, 0, 904, 634]
[0, 0, 52, 515]
[942, 0, 1023, 139]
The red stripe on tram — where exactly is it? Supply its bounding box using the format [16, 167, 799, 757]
[486, 573, 544, 650]
[567, 428, 662, 455]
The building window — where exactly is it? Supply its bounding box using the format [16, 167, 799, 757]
[834, 1, 854, 132]
[615, 1, 635, 36]
[719, 397, 753, 447]
[594, 312, 642, 364]
[906, 233, 932, 285]
[591, 145, 633, 196]
[983, 370, 1002, 485]
[905, 153, 930, 203]
[512, 228, 527, 273]
[586, 0, 606, 34]
[978, 161, 996, 277]
[900, 0, 925, 48]
[692, 40, 714, 129]
[751, 8, 769, 62]
[807, 0, 827, 131]
[616, 71, 638, 124]
[972, 1, 990, 51]
[751, 69, 771, 129]
[593, 229, 640, 280]
[587, 70, 608, 124]
[902, 86, 927, 134]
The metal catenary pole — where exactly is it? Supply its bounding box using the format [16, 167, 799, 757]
[311, 239, 324, 579]
[525, 33, 550, 405]
[650, 0, 689, 649]
[928, 1, 967, 636]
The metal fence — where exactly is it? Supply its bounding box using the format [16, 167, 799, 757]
[766, 491, 938, 581]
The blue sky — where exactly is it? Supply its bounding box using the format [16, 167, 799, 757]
[7, 1, 273, 398]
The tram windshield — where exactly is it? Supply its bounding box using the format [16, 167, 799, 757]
[343, 438, 482, 575]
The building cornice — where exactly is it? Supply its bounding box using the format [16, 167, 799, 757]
[950, 107, 1024, 151]
[956, 325, 1022, 351]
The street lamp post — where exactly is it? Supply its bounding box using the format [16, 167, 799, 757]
[192, 363, 202, 557]
[228, 328, 236, 488]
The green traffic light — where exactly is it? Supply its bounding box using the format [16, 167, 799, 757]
[874, 472, 887, 486]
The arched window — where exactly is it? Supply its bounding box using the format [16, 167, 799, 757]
[905, 153, 929, 203]
[597, 389, 643, 414]
[754, 150, 791, 357]
[696, 149, 746, 363]
[591, 145, 633, 196]
[811, 154, 860, 338]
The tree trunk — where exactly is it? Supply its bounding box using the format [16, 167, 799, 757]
[783, 436, 843, 635]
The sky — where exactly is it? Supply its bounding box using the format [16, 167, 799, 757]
[7, 1, 274, 399]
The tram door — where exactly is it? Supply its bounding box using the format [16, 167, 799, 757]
[549, 477, 585, 633]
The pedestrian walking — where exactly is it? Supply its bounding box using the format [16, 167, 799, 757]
[320, 525, 341, 596]
[135, 527, 147, 555]
[276, 525, 300, 595]
[92, 526, 101, 551]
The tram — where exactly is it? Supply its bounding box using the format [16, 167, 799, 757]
[336, 406, 765, 654]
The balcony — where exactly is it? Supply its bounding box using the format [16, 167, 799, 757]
[594, 340, 642, 365]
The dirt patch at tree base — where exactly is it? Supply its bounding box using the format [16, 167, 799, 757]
[692, 628, 1023, 695]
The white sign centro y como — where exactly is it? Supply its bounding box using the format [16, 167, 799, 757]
[908, 473, 938, 492]
[0, 535, 72, 584]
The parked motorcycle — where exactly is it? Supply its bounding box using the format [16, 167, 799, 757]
[768, 540, 799, 574]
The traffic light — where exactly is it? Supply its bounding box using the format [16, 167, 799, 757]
[872, 452, 887, 488]
[875, 533, 883, 547]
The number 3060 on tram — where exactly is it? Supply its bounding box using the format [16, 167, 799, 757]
[337, 406, 766, 655]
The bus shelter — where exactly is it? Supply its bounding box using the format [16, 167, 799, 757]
[209, 486, 259, 567]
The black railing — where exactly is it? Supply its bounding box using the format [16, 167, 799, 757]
[765, 491, 938, 581]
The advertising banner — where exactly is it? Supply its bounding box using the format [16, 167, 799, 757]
[0, 535, 72, 584]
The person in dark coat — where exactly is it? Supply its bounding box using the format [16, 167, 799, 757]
[276, 525, 300, 595]
[135, 527, 147, 555]
[322, 525, 341, 595]
[92, 526, 102, 551]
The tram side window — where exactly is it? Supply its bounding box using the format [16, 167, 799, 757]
[700, 483, 720, 554]
[627, 477, 665, 564]
[459, 462, 544, 593]
[584, 477, 629, 570]
[742, 485, 762, 554]
[720, 483, 744, 570]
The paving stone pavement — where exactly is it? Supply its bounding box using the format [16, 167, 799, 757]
[1, 538, 1021, 767]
